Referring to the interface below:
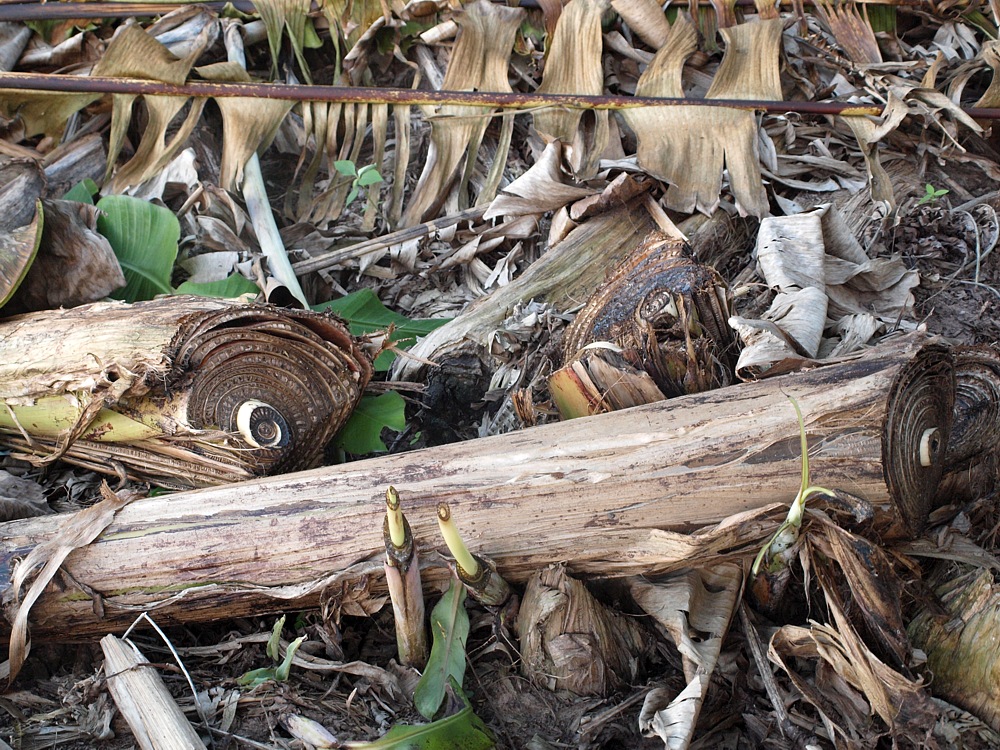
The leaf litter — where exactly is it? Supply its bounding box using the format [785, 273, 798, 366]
[2, 0, 1000, 748]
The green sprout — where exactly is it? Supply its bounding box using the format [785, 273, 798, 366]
[334, 160, 383, 205]
[752, 397, 836, 576]
[917, 183, 949, 206]
[237, 615, 306, 687]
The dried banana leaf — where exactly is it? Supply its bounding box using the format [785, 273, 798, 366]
[622, 15, 782, 216]
[610, 0, 671, 49]
[532, 0, 609, 179]
[400, 0, 524, 226]
[813, 0, 883, 65]
[99, 24, 213, 192]
[483, 140, 597, 220]
[631, 565, 743, 748]
[731, 204, 918, 379]
[974, 40, 1000, 107]
[195, 61, 295, 191]
[0, 297, 372, 488]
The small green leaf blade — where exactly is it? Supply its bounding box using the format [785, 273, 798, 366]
[357, 167, 383, 187]
[236, 666, 278, 687]
[96, 195, 179, 302]
[62, 179, 99, 204]
[334, 160, 358, 176]
[316, 289, 450, 371]
[414, 578, 469, 720]
[275, 635, 306, 681]
[176, 272, 260, 298]
[347, 683, 493, 749]
[266, 615, 286, 662]
[334, 392, 406, 455]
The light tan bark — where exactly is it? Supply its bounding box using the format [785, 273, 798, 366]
[0, 335, 953, 642]
[102, 634, 208, 750]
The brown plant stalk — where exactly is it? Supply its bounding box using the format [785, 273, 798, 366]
[3, 70, 998, 119]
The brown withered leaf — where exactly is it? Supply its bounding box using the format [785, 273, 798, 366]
[3, 200, 125, 315]
[622, 15, 781, 216]
[532, 0, 609, 180]
[0, 201, 41, 310]
[731, 204, 918, 379]
[400, 1, 523, 226]
[610, 0, 671, 51]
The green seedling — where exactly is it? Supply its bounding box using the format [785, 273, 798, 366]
[751, 397, 836, 576]
[917, 183, 949, 206]
[237, 615, 306, 687]
[334, 160, 384, 205]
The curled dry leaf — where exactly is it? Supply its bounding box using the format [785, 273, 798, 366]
[630, 565, 742, 750]
[4, 199, 125, 316]
[731, 204, 919, 379]
[609, 0, 671, 50]
[0, 200, 41, 311]
[517, 564, 651, 696]
[974, 40, 1000, 107]
[483, 140, 597, 221]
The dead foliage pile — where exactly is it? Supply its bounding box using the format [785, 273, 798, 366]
[2, 0, 1000, 748]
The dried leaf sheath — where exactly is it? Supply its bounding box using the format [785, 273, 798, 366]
[0, 297, 372, 487]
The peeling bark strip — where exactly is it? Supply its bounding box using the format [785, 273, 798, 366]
[0, 296, 372, 488]
[0, 335, 953, 643]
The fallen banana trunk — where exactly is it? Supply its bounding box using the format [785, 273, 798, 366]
[0, 296, 372, 488]
[0, 334, 955, 643]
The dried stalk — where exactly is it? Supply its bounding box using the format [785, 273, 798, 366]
[9, 70, 993, 118]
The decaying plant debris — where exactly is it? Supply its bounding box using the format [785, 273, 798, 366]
[2, 0, 1000, 748]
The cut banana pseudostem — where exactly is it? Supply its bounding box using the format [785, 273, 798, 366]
[0, 296, 372, 488]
